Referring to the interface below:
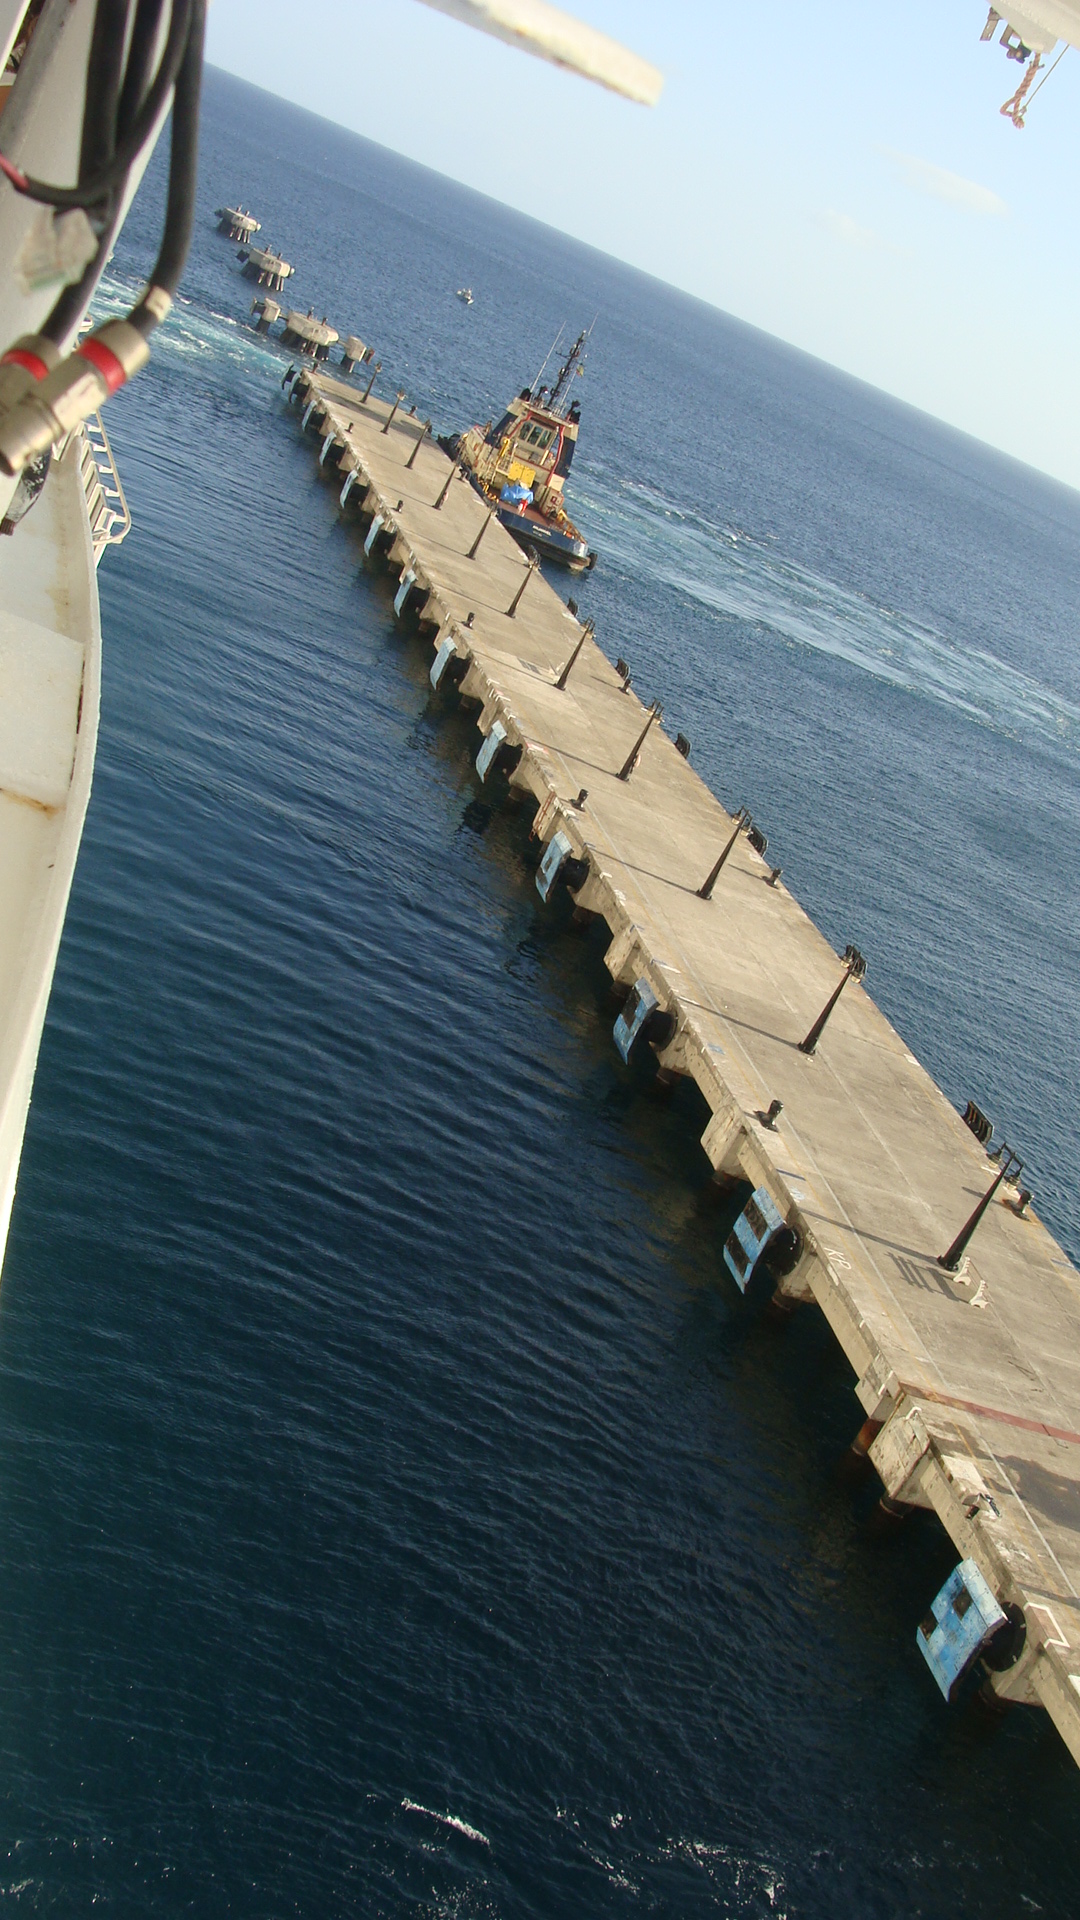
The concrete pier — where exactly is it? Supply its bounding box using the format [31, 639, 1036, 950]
[240, 245, 294, 293]
[250, 296, 281, 335]
[279, 311, 338, 358]
[340, 335, 373, 374]
[288, 365, 1080, 1772]
[216, 205, 260, 242]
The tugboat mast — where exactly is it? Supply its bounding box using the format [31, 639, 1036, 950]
[547, 328, 590, 416]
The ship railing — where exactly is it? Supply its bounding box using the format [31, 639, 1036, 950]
[78, 410, 131, 559]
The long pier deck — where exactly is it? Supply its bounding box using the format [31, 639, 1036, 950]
[289, 366, 1080, 1768]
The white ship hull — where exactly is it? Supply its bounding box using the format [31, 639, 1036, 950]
[0, 437, 102, 1269]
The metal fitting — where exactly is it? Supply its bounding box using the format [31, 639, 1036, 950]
[0, 321, 149, 476]
[0, 335, 62, 415]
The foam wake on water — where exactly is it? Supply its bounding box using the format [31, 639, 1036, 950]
[401, 1801, 492, 1848]
[575, 469, 1080, 747]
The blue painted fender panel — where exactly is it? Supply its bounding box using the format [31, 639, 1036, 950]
[918, 1559, 1006, 1700]
[536, 830, 573, 902]
[723, 1187, 784, 1292]
[476, 721, 507, 782]
[430, 636, 458, 689]
[613, 977, 658, 1064]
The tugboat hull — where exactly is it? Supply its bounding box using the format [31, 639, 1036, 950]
[496, 504, 595, 571]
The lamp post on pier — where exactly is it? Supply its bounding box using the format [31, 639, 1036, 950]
[381, 389, 406, 434]
[405, 419, 431, 469]
[467, 508, 495, 558]
[361, 360, 381, 402]
[434, 456, 460, 510]
[697, 809, 749, 899]
[617, 701, 662, 780]
[799, 945, 866, 1055]
[555, 618, 594, 690]
[937, 1146, 1024, 1272]
[506, 548, 540, 617]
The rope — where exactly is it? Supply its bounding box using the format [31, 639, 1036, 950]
[1020, 40, 1068, 112]
[1000, 50, 1041, 127]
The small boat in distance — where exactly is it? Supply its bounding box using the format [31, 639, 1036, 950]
[456, 287, 474, 305]
[442, 327, 597, 572]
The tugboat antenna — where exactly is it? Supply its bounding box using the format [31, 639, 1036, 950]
[530, 325, 565, 397]
[549, 329, 589, 414]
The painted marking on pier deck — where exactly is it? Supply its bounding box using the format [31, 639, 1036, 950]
[291, 369, 1080, 1770]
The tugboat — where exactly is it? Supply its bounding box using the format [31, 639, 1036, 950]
[443, 329, 597, 572]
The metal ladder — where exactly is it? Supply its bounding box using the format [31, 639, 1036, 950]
[79, 410, 131, 561]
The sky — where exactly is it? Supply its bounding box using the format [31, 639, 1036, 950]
[206, 1, 1080, 490]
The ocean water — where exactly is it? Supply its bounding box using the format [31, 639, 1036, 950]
[2, 64, 1079, 1916]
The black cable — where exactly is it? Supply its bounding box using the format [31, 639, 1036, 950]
[43, 0, 169, 343]
[128, 0, 204, 333]
[0, 0, 193, 209]
[80, 0, 132, 183]
[116, 0, 167, 140]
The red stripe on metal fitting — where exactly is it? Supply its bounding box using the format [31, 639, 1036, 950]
[77, 336, 127, 394]
[1, 348, 49, 381]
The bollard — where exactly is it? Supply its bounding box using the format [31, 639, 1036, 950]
[382, 390, 406, 434]
[799, 945, 866, 1056]
[506, 549, 540, 618]
[697, 811, 747, 899]
[617, 701, 662, 780]
[361, 360, 381, 403]
[467, 508, 495, 559]
[555, 618, 594, 690]
[405, 419, 431, 470]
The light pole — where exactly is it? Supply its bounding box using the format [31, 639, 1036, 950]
[506, 548, 539, 618]
[381, 389, 406, 434]
[405, 419, 431, 469]
[555, 618, 594, 690]
[697, 809, 749, 900]
[799, 945, 866, 1056]
[937, 1146, 1024, 1273]
[617, 702, 662, 781]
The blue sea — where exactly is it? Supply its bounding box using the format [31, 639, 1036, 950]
[3, 66, 1079, 1917]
